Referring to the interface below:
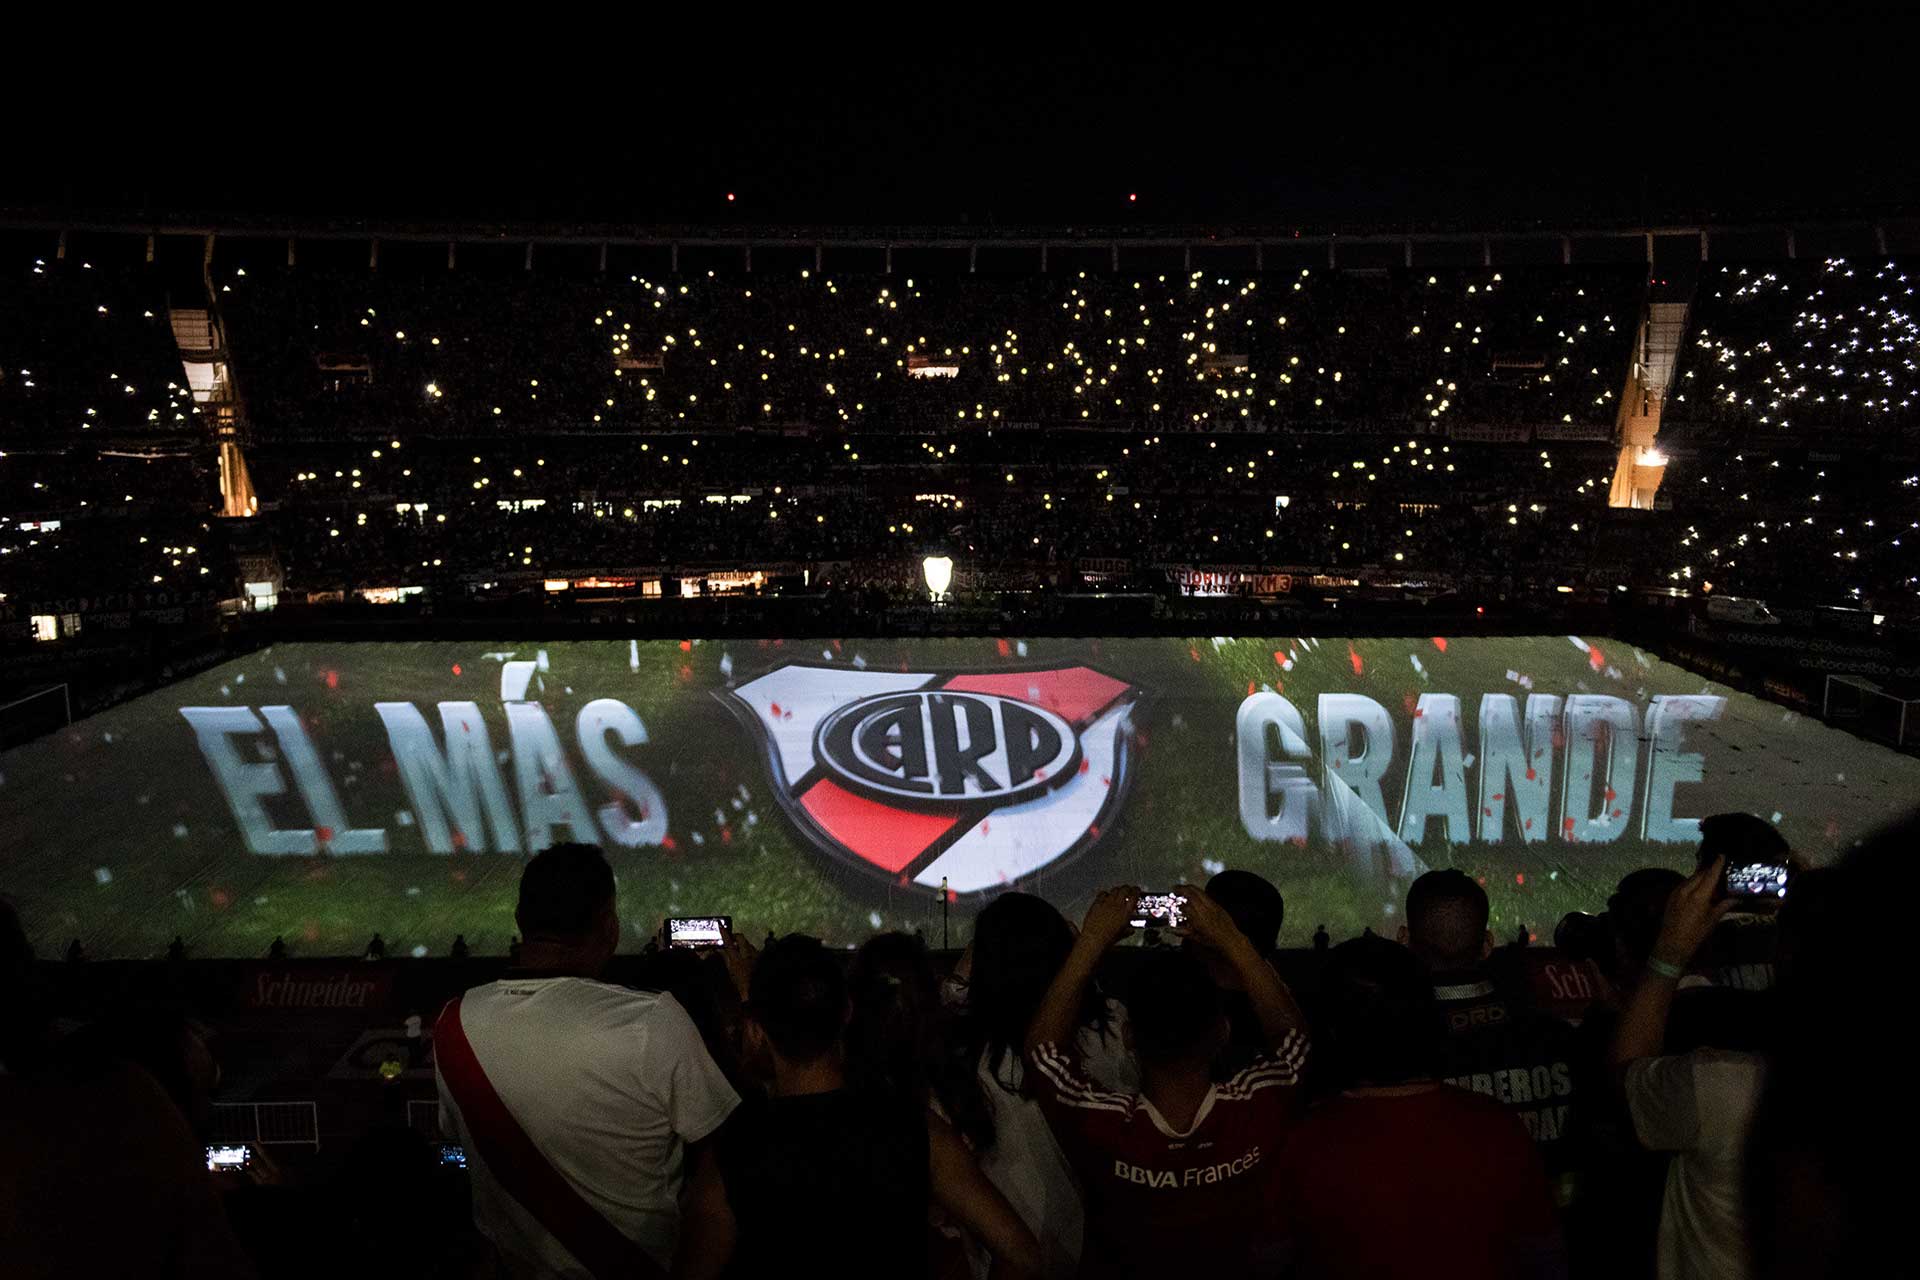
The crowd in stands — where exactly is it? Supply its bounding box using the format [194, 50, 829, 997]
[4, 806, 1900, 1279]
[4, 244, 1918, 621]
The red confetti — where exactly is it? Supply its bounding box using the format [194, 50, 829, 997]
[1524, 818, 1534, 830]
[1273, 650, 1286, 666]
[679, 640, 692, 652]
[324, 670, 339, 690]
[450, 664, 462, 676]
[1603, 786, 1617, 802]
[451, 829, 468, 850]
[661, 834, 677, 850]
[1248, 681, 1257, 696]
[1087, 823, 1100, 839]
[1348, 646, 1364, 676]
[1515, 873, 1526, 885]
[1431, 637, 1448, 652]
[315, 826, 334, 844]
[995, 639, 1011, 657]
[1492, 792, 1505, 801]
[1078, 758, 1091, 774]
[1524, 767, 1537, 781]
[210, 888, 230, 908]
[720, 826, 732, 844]
[1189, 647, 1202, 662]
[946, 889, 959, 903]
[1483, 806, 1494, 817]
[769, 702, 783, 719]
[1588, 644, 1605, 672]
[1563, 817, 1576, 835]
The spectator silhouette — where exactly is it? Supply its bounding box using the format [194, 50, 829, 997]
[1276, 936, 1566, 1278]
[0, 899, 255, 1278]
[1401, 870, 1586, 1208]
[676, 934, 1040, 1279]
[944, 891, 1134, 1277]
[1195, 869, 1288, 1078]
[434, 842, 738, 1277]
[1024, 886, 1309, 1277]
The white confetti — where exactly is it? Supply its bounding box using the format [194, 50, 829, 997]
[731, 797, 744, 811]
[234, 673, 245, 684]
[405, 887, 421, 897]
[1202, 858, 1226, 875]
[254, 896, 268, 906]
[1016, 641, 1030, 657]
[851, 654, 866, 669]
[822, 649, 834, 660]
[868, 911, 884, 928]
[745, 811, 759, 827]
[691, 831, 705, 845]
[1462, 753, 1476, 769]
[93, 867, 112, 885]
[719, 653, 734, 678]
[274, 666, 287, 683]
[395, 810, 414, 826]
[219, 685, 230, 696]
[172, 823, 188, 838]
[629, 640, 640, 672]
[536, 649, 550, 672]
[411, 945, 429, 958]
[1566, 636, 1591, 653]
[1771, 811, 1784, 823]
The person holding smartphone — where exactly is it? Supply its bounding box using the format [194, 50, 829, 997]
[1023, 885, 1310, 1279]
[1609, 855, 1768, 1280]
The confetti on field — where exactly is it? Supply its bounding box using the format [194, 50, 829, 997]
[94, 868, 112, 885]
[868, 911, 884, 928]
[1202, 858, 1226, 875]
[1015, 641, 1029, 657]
[411, 945, 429, 958]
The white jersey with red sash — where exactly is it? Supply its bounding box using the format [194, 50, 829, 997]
[434, 976, 738, 1278]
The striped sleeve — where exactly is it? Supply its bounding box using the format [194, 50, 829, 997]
[1030, 1040, 1135, 1115]
[1216, 1029, 1310, 1100]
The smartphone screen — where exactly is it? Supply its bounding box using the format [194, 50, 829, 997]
[439, 1144, 468, 1169]
[666, 916, 730, 949]
[206, 1144, 250, 1172]
[1130, 894, 1188, 929]
[1725, 862, 1790, 899]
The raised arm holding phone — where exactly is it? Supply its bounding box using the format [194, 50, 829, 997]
[1022, 886, 1310, 1278]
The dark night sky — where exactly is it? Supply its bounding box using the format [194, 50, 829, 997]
[4, 7, 1915, 229]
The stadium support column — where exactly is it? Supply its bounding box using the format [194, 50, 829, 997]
[173, 260, 259, 518]
[1608, 293, 1691, 510]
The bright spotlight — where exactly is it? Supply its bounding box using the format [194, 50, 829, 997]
[922, 555, 953, 598]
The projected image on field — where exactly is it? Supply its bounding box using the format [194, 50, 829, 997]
[4, 636, 1916, 957]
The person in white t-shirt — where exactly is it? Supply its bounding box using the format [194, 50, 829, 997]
[435, 843, 738, 1279]
[1611, 854, 1763, 1280]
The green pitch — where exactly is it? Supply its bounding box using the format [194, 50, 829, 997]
[3, 635, 1915, 959]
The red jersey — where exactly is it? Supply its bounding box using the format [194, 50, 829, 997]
[1028, 1030, 1308, 1278]
[1275, 1085, 1564, 1280]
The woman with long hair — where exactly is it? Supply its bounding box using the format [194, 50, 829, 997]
[943, 893, 1136, 1278]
